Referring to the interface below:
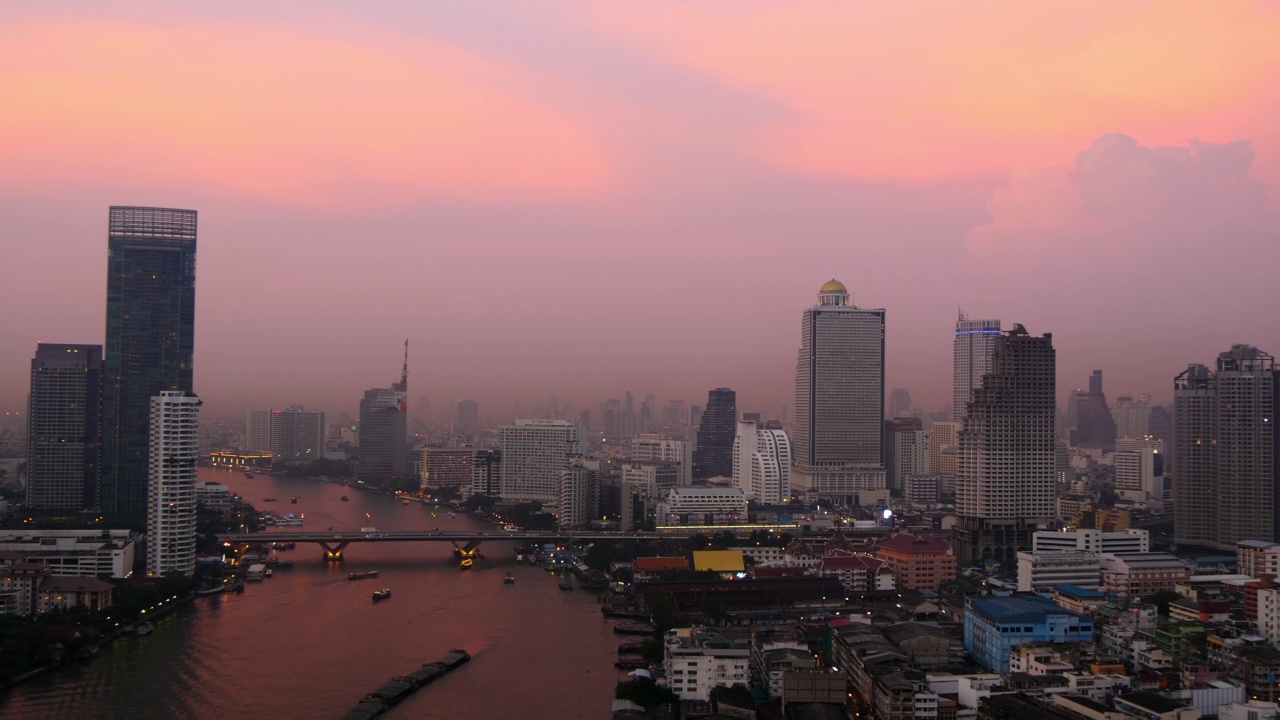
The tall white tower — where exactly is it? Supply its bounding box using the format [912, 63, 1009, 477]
[732, 420, 792, 504]
[953, 314, 1001, 422]
[148, 391, 201, 578]
[791, 279, 887, 506]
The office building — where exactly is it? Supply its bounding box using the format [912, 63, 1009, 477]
[357, 343, 409, 481]
[146, 391, 200, 578]
[621, 461, 681, 504]
[884, 417, 929, 493]
[456, 399, 479, 431]
[955, 325, 1056, 566]
[1016, 551, 1101, 592]
[103, 206, 197, 517]
[499, 419, 583, 513]
[1175, 345, 1280, 550]
[928, 421, 960, 477]
[1114, 437, 1166, 506]
[0, 529, 139, 579]
[964, 595, 1093, 673]
[954, 315, 1001, 424]
[875, 533, 956, 590]
[245, 410, 271, 453]
[732, 419, 791, 504]
[1114, 394, 1153, 440]
[1033, 528, 1151, 554]
[467, 448, 501, 497]
[420, 447, 476, 490]
[1071, 370, 1117, 452]
[692, 388, 736, 479]
[558, 456, 600, 528]
[1099, 553, 1191, 598]
[630, 434, 692, 486]
[655, 487, 748, 527]
[791, 279, 888, 505]
[26, 344, 103, 511]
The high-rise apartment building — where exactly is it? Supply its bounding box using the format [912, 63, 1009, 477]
[791, 279, 887, 505]
[1174, 346, 1280, 550]
[1114, 395, 1152, 440]
[245, 406, 325, 461]
[1114, 437, 1166, 508]
[630, 434, 692, 486]
[929, 421, 961, 478]
[884, 417, 930, 493]
[955, 325, 1057, 566]
[103, 206, 197, 517]
[692, 388, 736, 479]
[357, 344, 408, 481]
[456, 399, 479, 430]
[147, 391, 201, 577]
[731, 419, 791, 504]
[953, 315, 1001, 424]
[500, 419, 583, 514]
[26, 344, 103, 511]
[559, 456, 600, 528]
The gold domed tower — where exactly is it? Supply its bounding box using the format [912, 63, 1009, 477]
[818, 278, 849, 306]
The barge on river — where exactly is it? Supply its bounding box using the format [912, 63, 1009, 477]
[339, 649, 471, 720]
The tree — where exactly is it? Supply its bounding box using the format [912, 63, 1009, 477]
[647, 593, 679, 631]
[585, 542, 620, 572]
[1145, 589, 1181, 616]
[699, 597, 728, 626]
[710, 530, 739, 549]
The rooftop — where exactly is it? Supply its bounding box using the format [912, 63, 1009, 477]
[969, 595, 1090, 625]
[1053, 584, 1106, 599]
[1116, 691, 1189, 714]
[878, 533, 952, 554]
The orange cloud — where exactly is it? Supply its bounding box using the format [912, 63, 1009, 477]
[0, 21, 612, 205]
[593, 1, 1280, 180]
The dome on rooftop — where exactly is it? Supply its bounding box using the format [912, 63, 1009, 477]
[820, 279, 847, 293]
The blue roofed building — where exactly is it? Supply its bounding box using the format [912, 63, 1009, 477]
[964, 594, 1094, 672]
[1051, 584, 1107, 615]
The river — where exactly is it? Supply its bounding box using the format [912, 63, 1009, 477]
[1, 468, 625, 719]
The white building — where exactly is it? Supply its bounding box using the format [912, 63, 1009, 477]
[620, 460, 681, 505]
[885, 418, 930, 494]
[1258, 586, 1280, 648]
[1016, 551, 1102, 592]
[1115, 437, 1166, 507]
[655, 487, 748, 527]
[1113, 395, 1152, 440]
[1033, 528, 1150, 554]
[953, 316, 1001, 423]
[245, 409, 271, 453]
[630, 434, 692, 486]
[1237, 541, 1280, 580]
[499, 419, 583, 514]
[1219, 700, 1280, 720]
[791, 279, 888, 506]
[558, 456, 600, 528]
[195, 481, 231, 513]
[147, 391, 201, 578]
[664, 627, 751, 701]
[0, 529, 139, 578]
[732, 420, 791, 504]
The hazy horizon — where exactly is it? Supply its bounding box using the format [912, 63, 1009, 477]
[3, 2, 1279, 424]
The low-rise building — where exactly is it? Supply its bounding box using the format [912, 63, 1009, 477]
[963, 595, 1094, 673]
[195, 481, 231, 513]
[1033, 528, 1150, 554]
[875, 533, 957, 591]
[1114, 692, 1202, 720]
[1099, 553, 1192, 598]
[0, 529, 139, 578]
[655, 487, 748, 528]
[814, 551, 894, 593]
[1051, 585, 1107, 615]
[36, 575, 114, 613]
[664, 627, 751, 702]
[1218, 700, 1280, 720]
[1017, 551, 1101, 592]
[1237, 540, 1280, 580]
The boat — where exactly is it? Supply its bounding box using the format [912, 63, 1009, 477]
[290, 497, 299, 504]
[558, 578, 574, 591]
[341, 495, 349, 502]
[233, 581, 245, 594]
[613, 623, 655, 636]
[195, 583, 226, 596]
[349, 570, 379, 580]
[263, 497, 277, 502]
[372, 588, 391, 601]
[439, 649, 471, 669]
[615, 660, 648, 670]
[245, 473, 254, 479]
[402, 499, 411, 506]
[618, 641, 645, 654]
[135, 622, 154, 636]
[264, 568, 274, 578]
[503, 572, 515, 585]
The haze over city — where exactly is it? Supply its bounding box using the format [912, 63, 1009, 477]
[3, 1, 1279, 420]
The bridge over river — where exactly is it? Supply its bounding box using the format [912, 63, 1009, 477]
[216, 526, 887, 566]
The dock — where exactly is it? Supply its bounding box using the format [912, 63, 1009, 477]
[339, 649, 470, 720]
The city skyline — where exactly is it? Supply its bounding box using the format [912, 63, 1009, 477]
[2, 3, 1279, 420]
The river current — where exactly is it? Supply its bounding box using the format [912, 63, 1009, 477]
[1, 468, 623, 719]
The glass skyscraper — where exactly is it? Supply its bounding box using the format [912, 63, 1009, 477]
[102, 206, 198, 516]
[692, 388, 736, 479]
[26, 343, 103, 511]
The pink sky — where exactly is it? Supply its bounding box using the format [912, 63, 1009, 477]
[1, 1, 1278, 421]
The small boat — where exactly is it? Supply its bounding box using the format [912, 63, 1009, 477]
[264, 568, 274, 578]
[234, 581, 245, 594]
[290, 497, 299, 504]
[341, 496, 349, 502]
[558, 578, 574, 591]
[402, 499, 411, 506]
[503, 572, 515, 585]
[135, 622, 154, 636]
[349, 570, 379, 580]
[373, 588, 391, 601]
[263, 497, 277, 502]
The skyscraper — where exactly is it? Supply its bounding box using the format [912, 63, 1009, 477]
[887, 388, 913, 419]
[955, 325, 1057, 566]
[26, 344, 103, 511]
[884, 417, 929, 493]
[1071, 370, 1117, 452]
[692, 388, 736, 479]
[456, 399, 479, 430]
[1174, 345, 1280, 550]
[103, 206, 197, 517]
[953, 315, 1001, 424]
[791, 279, 887, 506]
[1113, 394, 1152, 440]
[732, 419, 791, 504]
[357, 342, 408, 481]
[147, 391, 201, 577]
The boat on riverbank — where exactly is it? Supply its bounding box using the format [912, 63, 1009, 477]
[613, 623, 655, 636]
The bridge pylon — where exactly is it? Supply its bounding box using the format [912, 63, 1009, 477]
[319, 542, 348, 561]
[450, 540, 482, 569]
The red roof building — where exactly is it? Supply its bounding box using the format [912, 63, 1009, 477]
[875, 533, 957, 591]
